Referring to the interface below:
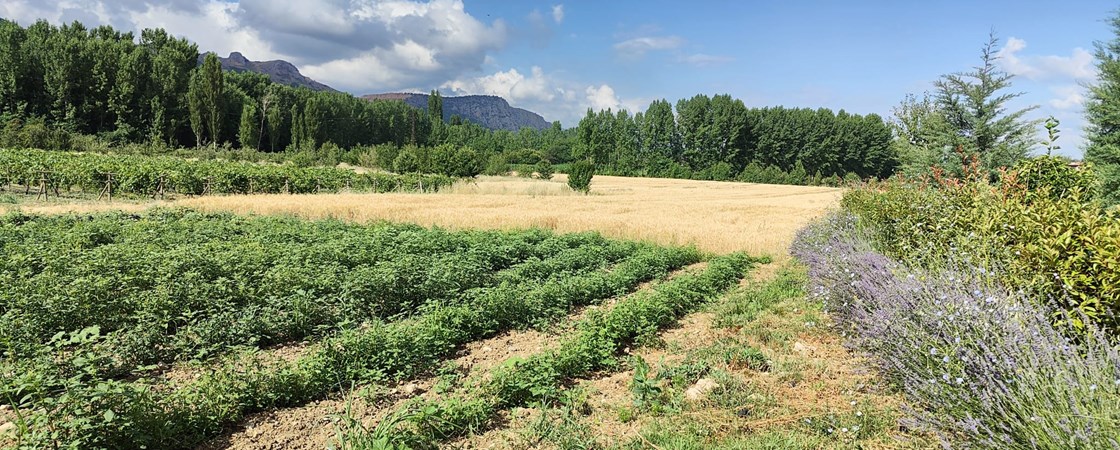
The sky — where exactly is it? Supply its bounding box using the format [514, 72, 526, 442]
[1, 1, 1116, 158]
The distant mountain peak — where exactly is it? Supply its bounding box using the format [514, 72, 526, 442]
[361, 92, 551, 131]
[226, 51, 249, 64]
[198, 51, 336, 92]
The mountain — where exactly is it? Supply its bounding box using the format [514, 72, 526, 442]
[198, 52, 336, 92]
[362, 93, 551, 131]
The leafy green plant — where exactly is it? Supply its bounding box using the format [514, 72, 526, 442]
[567, 159, 594, 193]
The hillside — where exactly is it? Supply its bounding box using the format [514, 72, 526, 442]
[198, 52, 336, 92]
[362, 92, 551, 131]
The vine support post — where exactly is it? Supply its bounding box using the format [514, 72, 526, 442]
[36, 171, 53, 201]
[202, 176, 213, 196]
[97, 172, 114, 202]
[283, 178, 290, 195]
[152, 174, 166, 200]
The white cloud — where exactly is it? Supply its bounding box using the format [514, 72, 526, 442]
[443, 66, 644, 126]
[129, 1, 281, 61]
[613, 35, 684, 58]
[586, 84, 623, 111]
[679, 53, 734, 67]
[1049, 85, 1087, 110]
[442, 66, 558, 103]
[996, 37, 1096, 81]
[552, 4, 564, 24]
[6, 0, 510, 93]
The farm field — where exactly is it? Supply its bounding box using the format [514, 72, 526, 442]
[0, 175, 929, 449]
[1, 174, 842, 259]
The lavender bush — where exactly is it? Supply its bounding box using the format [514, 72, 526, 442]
[793, 213, 1120, 449]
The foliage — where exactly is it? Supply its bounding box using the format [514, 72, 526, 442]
[534, 157, 554, 180]
[889, 92, 958, 177]
[1, 209, 703, 448]
[345, 253, 760, 448]
[1012, 155, 1097, 203]
[0, 148, 455, 196]
[576, 97, 895, 184]
[1084, 10, 1120, 207]
[932, 32, 1039, 173]
[841, 160, 1120, 332]
[793, 214, 1120, 449]
[0, 20, 581, 162]
[567, 159, 594, 193]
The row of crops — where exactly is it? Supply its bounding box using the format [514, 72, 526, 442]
[0, 209, 731, 449]
[0, 148, 455, 196]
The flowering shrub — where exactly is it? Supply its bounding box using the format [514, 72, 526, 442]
[792, 214, 1120, 448]
[841, 158, 1120, 333]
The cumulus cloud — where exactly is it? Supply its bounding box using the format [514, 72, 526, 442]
[996, 37, 1096, 81]
[1049, 85, 1087, 110]
[552, 4, 564, 24]
[442, 66, 558, 103]
[443, 66, 645, 126]
[613, 35, 683, 58]
[4, 0, 510, 93]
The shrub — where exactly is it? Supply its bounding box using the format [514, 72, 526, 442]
[792, 214, 1120, 449]
[534, 158, 553, 180]
[1011, 155, 1098, 203]
[841, 163, 1120, 333]
[567, 159, 594, 193]
[483, 153, 507, 176]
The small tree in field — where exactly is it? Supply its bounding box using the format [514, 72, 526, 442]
[567, 159, 594, 193]
[535, 157, 553, 180]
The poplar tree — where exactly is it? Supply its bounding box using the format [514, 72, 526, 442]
[238, 101, 259, 150]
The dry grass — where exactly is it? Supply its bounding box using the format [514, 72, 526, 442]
[170, 175, 840, 258]
[3, 176, 838, 258]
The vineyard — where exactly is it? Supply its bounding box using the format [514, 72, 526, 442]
[0, 209, 760, 449]
[0, 149, 454, 198]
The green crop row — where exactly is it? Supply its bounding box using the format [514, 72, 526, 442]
[345, 253, 761, 449]
[4, 228, 701, 449]
[0, 148, 454, 196]
[0, 209, 638, 388]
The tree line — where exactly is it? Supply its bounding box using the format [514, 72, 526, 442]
[574, 95, 895, 183]
[0, 19, 577, 159]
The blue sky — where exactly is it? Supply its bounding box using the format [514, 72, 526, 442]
[2, 0, 1116, 157]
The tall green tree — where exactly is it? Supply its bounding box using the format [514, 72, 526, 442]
[1085, 10, 1120, 206]
[200, 53, 224, 145]
[641, 99, 679, 162]
[890, 93, 957, 176]
[933, 32, 1038, 172]
[142, 28, 197, 145]
[238, 101, 259, 150]
[0, 19, 29, 117]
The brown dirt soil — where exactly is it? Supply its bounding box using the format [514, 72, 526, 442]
[453, 329, 556, 382]
[197, 378, 436, 450]
[162, 343, 311, 389]
[194, 262, 706, 450]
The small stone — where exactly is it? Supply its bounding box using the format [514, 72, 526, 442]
[685, 378, 720, 401]
[793, 342, 815, 355]
[0, 422, 15, 436]
[736, 408, 751, 417]
[401, 383, 425, 396]
[482, 346, 493, 352]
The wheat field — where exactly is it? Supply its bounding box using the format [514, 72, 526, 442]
[2, 175, 841, 258]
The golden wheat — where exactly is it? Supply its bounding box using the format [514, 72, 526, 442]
[2, 175, 840, 258]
